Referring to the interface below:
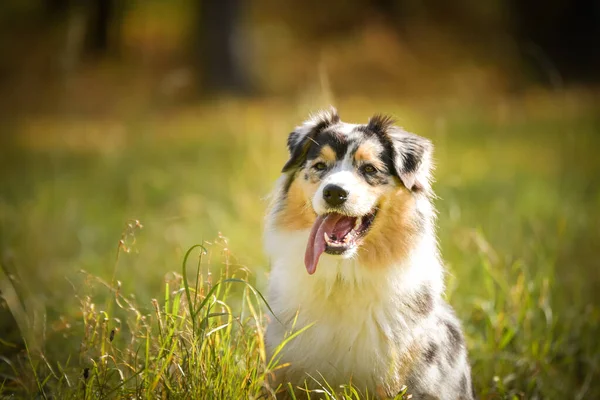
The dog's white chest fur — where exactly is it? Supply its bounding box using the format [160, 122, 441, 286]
[265, 229, 442, 394]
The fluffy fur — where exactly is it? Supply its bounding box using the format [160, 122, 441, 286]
[264, 108, 474, 399]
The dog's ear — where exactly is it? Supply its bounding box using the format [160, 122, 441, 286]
[282, 107, 340, 173]
[389, 130, 433, 193]
[368, 115, 433, 193]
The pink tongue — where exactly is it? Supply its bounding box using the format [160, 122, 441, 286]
[304, 214, 357, 275]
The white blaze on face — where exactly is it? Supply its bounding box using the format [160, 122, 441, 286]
[311, 151, 381, 217]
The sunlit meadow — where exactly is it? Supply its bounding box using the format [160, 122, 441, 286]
[0, 93, 599, 398]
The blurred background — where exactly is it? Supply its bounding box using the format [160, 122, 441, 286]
[0, 0, 599, 398]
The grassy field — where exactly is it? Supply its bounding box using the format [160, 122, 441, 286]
[0, 94, 599, 398]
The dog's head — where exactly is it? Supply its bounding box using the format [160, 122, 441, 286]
[273, 107, 433, 274]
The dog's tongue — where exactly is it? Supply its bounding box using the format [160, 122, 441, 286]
[304, 213, 356, 274]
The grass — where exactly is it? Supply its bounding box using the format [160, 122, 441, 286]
[5, 235, 273, 399]
[0, 94, 599, 398]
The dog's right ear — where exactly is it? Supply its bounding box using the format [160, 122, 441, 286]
[368, 114, 433, 194]
[282, 107, 340, 173]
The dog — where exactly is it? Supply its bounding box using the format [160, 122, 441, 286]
[264, 108, 474, 399]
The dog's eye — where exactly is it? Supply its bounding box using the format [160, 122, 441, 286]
[313, 162, 327, 171]
[362, 164, 377, 174]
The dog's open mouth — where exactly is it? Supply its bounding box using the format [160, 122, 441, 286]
[304, 210, 377, 274]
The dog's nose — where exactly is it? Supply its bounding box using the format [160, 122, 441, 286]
[323, 184, 348, 207]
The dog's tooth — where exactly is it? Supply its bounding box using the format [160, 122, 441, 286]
[354, 217, 362, 231]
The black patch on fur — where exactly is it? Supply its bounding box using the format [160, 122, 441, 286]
[274, 172, 298, 213]
[306, 130, 348, 161]
[443, 319, 464, 365]
[360, 164, 390, 186]
[402, 149, 419, 174]
[348, 139, 393, 187]
[367, 114, 396, 134]
[460, 374, 467, 393]
[445, 320, 463, 348]
[395, 134, 428, 176]
[286, 131, 299, 154]
[282, 173, 296, 194]
[363, 173, 389, 186]
[282, 108, 340, 173]
[286, 109, 340, 154]
[355, 124, 397, 178]
[282, 133, 312, 173]
[411, 286, 434, 316]
[424, 342, 438, 364]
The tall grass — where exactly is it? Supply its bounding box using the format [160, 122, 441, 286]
[2, 230, 273, 398]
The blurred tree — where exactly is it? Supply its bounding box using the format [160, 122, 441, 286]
[510, 0, 600, 84]
[197, 0, 252, 94]
[85, 0, 114, 54]
[370, 0, 407, 34]
[45, 0, 69, 15]
[43, 0, 119, 56]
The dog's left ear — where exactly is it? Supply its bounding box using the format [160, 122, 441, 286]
[282, 107, 340, 173]
[390, 130, 433, 193]
[368, 115, 433, 193]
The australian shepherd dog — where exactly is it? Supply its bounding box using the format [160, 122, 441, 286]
[264, 108, 474, 399]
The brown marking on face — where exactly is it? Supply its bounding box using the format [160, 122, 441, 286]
[319, 144, 337, 162]
[275, 174, 318, 231]
[354, 141, 386, 171]
[357, 187, 420, 268]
